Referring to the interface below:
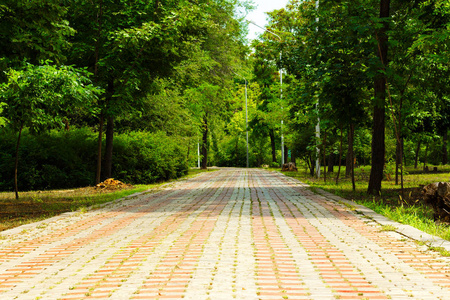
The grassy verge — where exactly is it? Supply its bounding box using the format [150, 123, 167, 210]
[271, 164, 450, 242]
[0, 168, 214, 232]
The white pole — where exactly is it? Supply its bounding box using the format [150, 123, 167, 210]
[280, 51, 284, 166]
[315, 0, 321, 178]
[197, 140, 200, 169]
[245, 79, 249, 168]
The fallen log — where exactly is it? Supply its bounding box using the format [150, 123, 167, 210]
[422, 182, 450, 223]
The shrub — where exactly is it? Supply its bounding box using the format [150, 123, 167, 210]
[112, 131, 188, 184]
[0, 128, 188, 191]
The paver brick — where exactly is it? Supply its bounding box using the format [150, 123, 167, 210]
[0, 169, 450, 299]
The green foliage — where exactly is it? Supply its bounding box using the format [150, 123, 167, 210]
[214, 135, 247, 167]
[0, 128, 189, 191]
[112, 131, 188, 183]
[0, 0, 73, 72]
[0, 63, 100, 132]
[0, 102, 6, 126]
[0, 128, 97, 191]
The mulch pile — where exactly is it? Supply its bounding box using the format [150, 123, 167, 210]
[95, 178, 132, 191]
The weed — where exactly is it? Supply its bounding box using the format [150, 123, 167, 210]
[32, 196, 43, 203]
[380, 225, 398, 232]
[428, 246, 450, 257]
[338, 200, 356, 211]
[36, 223, 47, 229]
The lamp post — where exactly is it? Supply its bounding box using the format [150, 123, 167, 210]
[249, 21, 284, 166]
[315, 0, 321, 178]
[233, 72, 249, 168]
[197, 138, 200, 168]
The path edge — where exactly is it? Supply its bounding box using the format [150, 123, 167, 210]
[275, 170, 450, 254]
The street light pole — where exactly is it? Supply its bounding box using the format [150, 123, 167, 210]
[280, 51, 284, 167]
[245, 78, 249, 168]
[249, 21, 284, 166]
[197, 138, 200, 169]
[315, 0, 321, 178]
[233, 72, 249, 168]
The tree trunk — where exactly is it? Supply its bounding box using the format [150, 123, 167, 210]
[323, 130, 327, 183]
[368, 106, 386, 195]
[201, 116, 208, 169]
[368, 0, 390, 195]
[400, 137, 404, 198]
[309, 155, 315, 176]
[443, 130, 448, 165]
[414, 138, 421, 169]
[269, 129, 276, 163]
[328, 153, 334, 173]
[14, 123, 24, 200]
[403, 138, 407, 167]
[104, 115, 114, 179]
[346, 126, 353, 177]
[351, 124, 356, 191]
[424, 142, 428, 168]
[284, 145, 288, 164]
[96, 113, 104, 184]
[395, 138, 400, 185]
[94, 0, 103, 184]
[336, 125, 343, 185]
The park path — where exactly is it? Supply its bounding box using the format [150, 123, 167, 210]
[0, 168, 450, 300]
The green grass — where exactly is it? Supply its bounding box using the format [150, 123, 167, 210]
[380, 224, 398, 232]
[272, 164, 450, 242]
[0, 168, 213, 232]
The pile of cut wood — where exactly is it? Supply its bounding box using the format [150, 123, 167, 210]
[422, 182, 450, 223]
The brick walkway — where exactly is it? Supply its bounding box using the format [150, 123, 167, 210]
[1, 168, 450, 299]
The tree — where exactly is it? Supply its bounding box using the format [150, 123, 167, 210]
[0, 63, 100, 199]
[0, 0, 73, 75]
[65, 0, 249, 178]
[367, 0, 391, 195]
[66, 0, 203, 180]
[186, 83, 227, 169]
[251, 39, 285, 164]
[171, 0, 250, 168]
[275, 1, 374, 184]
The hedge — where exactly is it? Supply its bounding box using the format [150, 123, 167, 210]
[0, 128, 188, 191]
